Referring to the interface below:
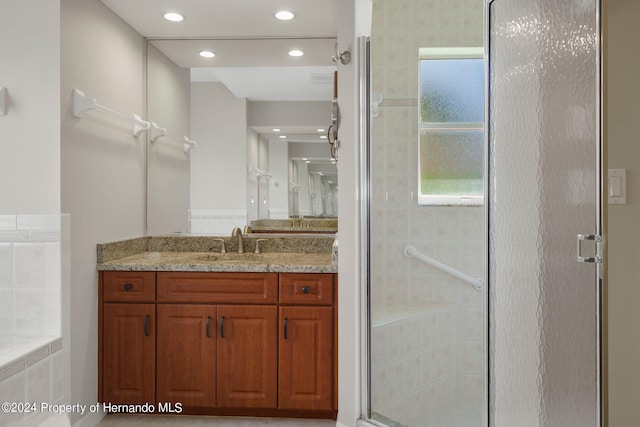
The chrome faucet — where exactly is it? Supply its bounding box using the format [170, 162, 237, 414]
[231, 227, 244, 253]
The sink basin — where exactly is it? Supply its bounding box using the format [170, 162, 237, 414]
[192, 253, 266, 263]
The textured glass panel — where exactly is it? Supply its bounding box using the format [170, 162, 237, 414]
[420, 59, 484, 123]
[420, 129, 483, 195]
[489, 0, 599, 426]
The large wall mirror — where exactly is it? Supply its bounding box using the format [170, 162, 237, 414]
[101, 1, 338, 235]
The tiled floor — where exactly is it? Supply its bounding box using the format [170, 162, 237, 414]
[97, 414, 337, 426]
[98, 398, 483, 427]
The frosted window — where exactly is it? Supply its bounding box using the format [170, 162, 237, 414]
[420, 129, 483, 195]
[418, 54, 484, 205]
[420, 59, 485, 123]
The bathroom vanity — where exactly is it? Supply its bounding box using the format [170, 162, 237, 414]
[97, 235, 337, 419]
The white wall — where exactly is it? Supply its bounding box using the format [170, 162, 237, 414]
[606, 0, 640, 425]
[268, 138, 290, 219]
[61, 0, 149, 424]
[191, 82, 247, 211]
[258, 136, 270, 219]
[189, 82, 248, 233]
[297, 160, 311, 216]
[0, 0, 61, 215]
[147, 44, 191, 235]
[247, 128, 260, 221]
[336, 1, 372, 426]
[248, 100, 331, 127]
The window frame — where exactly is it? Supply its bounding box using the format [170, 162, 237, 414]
[418, 47, 484, 206]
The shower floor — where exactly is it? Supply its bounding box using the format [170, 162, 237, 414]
[372, 397, 483, 427]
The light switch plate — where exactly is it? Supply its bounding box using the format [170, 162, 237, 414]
[608, 169, 626, 205]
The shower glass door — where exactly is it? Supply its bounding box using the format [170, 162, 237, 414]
[488, 0, 603, 426]
[365, 0, 487, 425]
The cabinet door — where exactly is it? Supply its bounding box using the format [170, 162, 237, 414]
[217, 305, 277, 408]
[156, 304, 216, 408]
[102, 303, 155, 404]
[279, 306, 333, 411]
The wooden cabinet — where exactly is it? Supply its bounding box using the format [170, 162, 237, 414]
[102, 302, 155, 404]
[279, 306, 333, 410]
[100, 271, 156, 404]
[99, 270, 337, 419]
[278, 273, 335, 412]
[156, 304, 216, 407]
[217, 305, 278, 408]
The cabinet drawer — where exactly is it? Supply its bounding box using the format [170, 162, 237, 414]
[103, 271, 156, 302]
[157, 272, 278, 304]
[279, 273, 334, 306]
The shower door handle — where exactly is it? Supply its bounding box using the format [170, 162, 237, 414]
[577, 234, 602, 263]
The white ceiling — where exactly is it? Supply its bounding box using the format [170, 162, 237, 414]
[99, 0, 338, 102]
[99, 0, 337, 39]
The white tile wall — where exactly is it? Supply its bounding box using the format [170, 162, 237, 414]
[0, 214, 70, 427]
[371, 307, 458, 425]
[188, 209, 248, 234]
[369, 0, 485, 421]
[0, 339, 70, 427]
[0, 215, 61, 339]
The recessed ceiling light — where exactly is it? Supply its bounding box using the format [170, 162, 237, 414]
[163, 12, 184, 22]
[302, 158, 308, 161]
[317, 128, 325, 132]
[279, 135, 287, 139]
[199, 50, 215, 58]
[320, 135, 327, 139]
[306, 161, 311, 164]
[272, 128, 281, 132]
[288, 49, 304, 57]
[275, 10, 295, 20]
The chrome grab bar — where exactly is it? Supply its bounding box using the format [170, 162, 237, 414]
[403, 245, 483, 291]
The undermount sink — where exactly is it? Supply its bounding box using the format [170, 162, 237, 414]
[192, 253, 266, 263]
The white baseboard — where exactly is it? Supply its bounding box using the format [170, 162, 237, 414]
[356, 419, 384, 427]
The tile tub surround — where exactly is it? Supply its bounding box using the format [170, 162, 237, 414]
[97, 235, 337, 273]
[0, 214, 62, 340]
[371, 305, 462, 425]
[0, 338, 69, 427]
[0, 214, 70, 427]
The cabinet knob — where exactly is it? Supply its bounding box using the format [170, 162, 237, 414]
[123, 283, 133, 291]
[302, 286, 310, 294]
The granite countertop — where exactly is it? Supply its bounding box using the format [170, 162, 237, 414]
[97, 235, 337, 273]
[98, 251, 335, 273]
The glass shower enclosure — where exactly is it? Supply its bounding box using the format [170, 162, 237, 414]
[362, 0, 603, 426]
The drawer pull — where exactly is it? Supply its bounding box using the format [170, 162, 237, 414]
[220, 316, 225, 338]
[144, 315, 150, 337]
[284, 318, 288, 340]
[123, 283, 133, 291]
[302, 286, 310, 294]
[206, 316, 211, 338]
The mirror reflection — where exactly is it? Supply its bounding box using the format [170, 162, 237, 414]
[146, 37, 337, 235]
